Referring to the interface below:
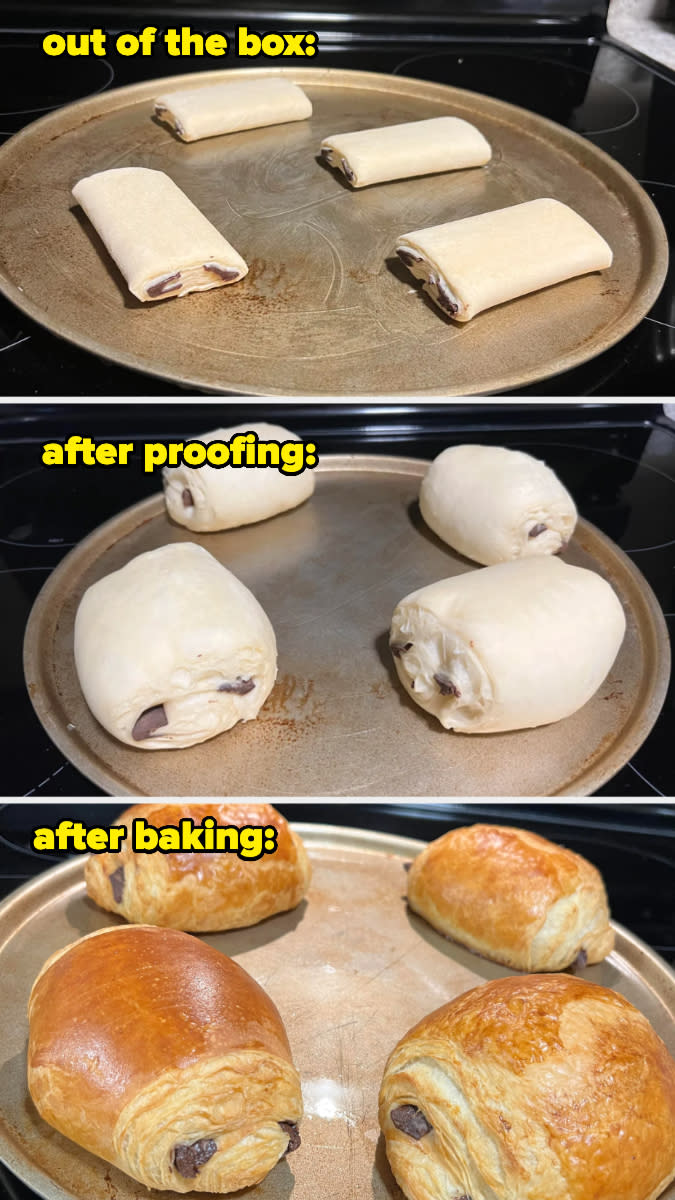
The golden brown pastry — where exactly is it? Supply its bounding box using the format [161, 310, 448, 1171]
[27, 926, 303, 1193]
[407, 824, 613, 971]
[84, 802, 310, 932]
[379, 974, 675, 1200]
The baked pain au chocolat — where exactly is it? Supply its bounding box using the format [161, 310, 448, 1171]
[85, 802, 311, 931]
[27, 927, 303, 1193]
[379, 974, 675, 1200]
[395, 197, 612, 321]
[407, 824, 614, 971]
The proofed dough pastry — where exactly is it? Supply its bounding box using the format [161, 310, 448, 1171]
[154, 77, 312, 142]
[163, 422, 315, 532]
[407, 824, 614, 970]
[84, 802, 311, 931]
[419, 444, 577, 564]
[379, 974, 675, 1200]
[396, 197, 613, 320]
[74, 542, 277, 749]
[389, 557, 625, 733]
[319, 117, 491, 188]
[27, 926, 303, 1193]
[72, 167, 248, 301]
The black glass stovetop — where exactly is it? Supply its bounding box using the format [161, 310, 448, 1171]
[0, 799, 673, 1200]
[0, 30, 673, 394]
[1, 401, 673, 798]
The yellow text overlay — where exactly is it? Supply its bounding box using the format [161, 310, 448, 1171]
[41, 434, 319, 476]
[42, 26, 318, 58]
[32, 818, 278, 860]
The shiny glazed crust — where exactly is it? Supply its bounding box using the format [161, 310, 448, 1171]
[27, 926, 303, 1192]
[84, 802, 311, 931]
[379, 974, 675, 1200]
[407, 824, 614, 971]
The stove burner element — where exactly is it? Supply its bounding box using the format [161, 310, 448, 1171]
[393, 51, 637, 136]
[0, 43, 114, 137]
[639, 182, 675, 342]
[0, 464, 142, 549]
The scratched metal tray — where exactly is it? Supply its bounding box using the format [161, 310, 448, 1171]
[23, 455, 670, 797]
[0, 826, 674, 1200]
[0, 65, 668, 395]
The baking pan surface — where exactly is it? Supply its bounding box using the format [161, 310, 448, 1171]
[0, 66, 668, 395]
[23, 455, 670, 797]
[0, 826, 673, 1200]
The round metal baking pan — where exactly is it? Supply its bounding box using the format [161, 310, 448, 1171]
[0, 65, 668, 395]
[23, 454, 670, 797]
[0, 827, 673, 1200]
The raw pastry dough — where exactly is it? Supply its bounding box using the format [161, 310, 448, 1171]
[396, 197, 613, 320]
[419, 443, 577, 564]
[163, 422, 315, 532]
[154, 77, 312, 141]
[407, 823, 614, 970]
[74, 542, 277, 749]
[72, 167, 248, 301]
[320, 116, 491, 188]
[389, 557, 625, 732]
[85, 802, 311, 931]
[379, 974, 675, 1200]
[28, 926, 303, 1193]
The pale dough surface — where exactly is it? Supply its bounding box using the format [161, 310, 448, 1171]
[74, 543, 277, 749]
[320, 116, 491, 187]
[72, 168, 248, 301]
[163, 422, 315, 532]
[396, 197, 613, 320]
[419, 443, 577, 564]
[154, 77, 312, 141]
[390, 557, 626, 733]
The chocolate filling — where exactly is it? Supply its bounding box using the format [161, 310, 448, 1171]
[218, 677, 255, 695]
[146, 272, 182, 298]
[320, 146, 333, 162]
[172, 1138, 217, 1178]
[396, 247, 424, 269]
[109, 866, 125, 903]
[390, 641, 413, 658]
[391, 1105, 432, 1140]
[434, 673, 461, 698]
[341, 157, 356, 184]
[279, 1121, 301, 1153]
[182, 487, 193, 508]
[204, 262, 241, 282]
[529, 523, 548, 538]
[435, 277, 459, 315]
[132, 704, 168, 741]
